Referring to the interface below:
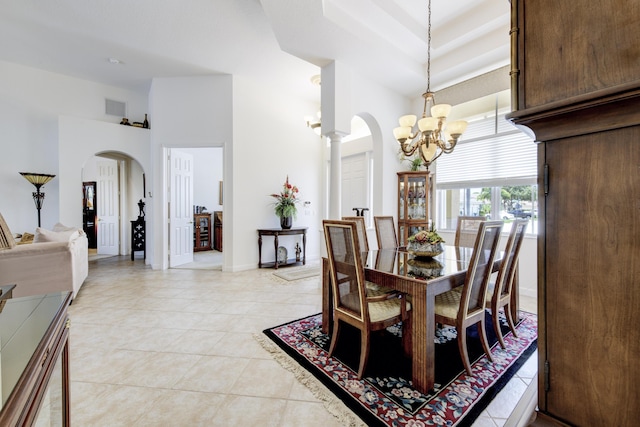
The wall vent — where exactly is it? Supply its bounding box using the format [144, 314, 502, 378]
[105, 98, 127, 117]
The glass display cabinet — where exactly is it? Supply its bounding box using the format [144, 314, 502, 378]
[397, 171, 435, 247]
[194, 213, 211, 251]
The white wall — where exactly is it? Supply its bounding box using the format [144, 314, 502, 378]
[58, 116, 151, 230]
[331, 67, 413, 219]
[0, 60, 148, 234]
[149, 75, 232, 269]
[232, 75, 325, 271]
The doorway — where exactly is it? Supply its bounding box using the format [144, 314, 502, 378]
[82, 181, 97, 248]
[168, 147, 223, 270]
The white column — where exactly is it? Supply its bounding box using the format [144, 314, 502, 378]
[328, 133, 342, 219]
[321, 61, 352, 220]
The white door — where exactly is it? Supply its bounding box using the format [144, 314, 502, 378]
[169, 149, 194, 267]
[97, 159, 119, 255]
[341, 153, 369, 218]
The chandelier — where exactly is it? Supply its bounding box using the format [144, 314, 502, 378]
[393, 0, 467, 169]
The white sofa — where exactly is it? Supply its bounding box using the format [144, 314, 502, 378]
[0, 224, 89, 299]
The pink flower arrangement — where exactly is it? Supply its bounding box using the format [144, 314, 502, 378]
[270, 175, 300, 218]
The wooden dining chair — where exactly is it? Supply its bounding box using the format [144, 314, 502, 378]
[485, 219, 528, 348]
[323, 219, 411, 379]
[342, 216, 369, 253]
[374, 216, 398, 249]
[454, 216, 486, 248]
[343, 216, 398, 298]
[434, 220, 503, 376]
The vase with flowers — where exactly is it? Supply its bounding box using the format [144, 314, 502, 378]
[407, 225, 444, 257]
[270, 176, 299, 229]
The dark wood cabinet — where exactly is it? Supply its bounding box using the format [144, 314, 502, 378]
[508, 1, 640, 425]
[130, 218, 145, 260]
[213, 211, 222, 252]
[397, 171, 434, 246]
[82, 181, 97, 248]
[194, 213, 211, 251]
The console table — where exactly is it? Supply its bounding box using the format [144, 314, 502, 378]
[0, 291, 72, 426]
[257, 227, 307, 269]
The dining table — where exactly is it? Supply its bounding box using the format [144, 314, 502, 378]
[321, 244, 518, 394]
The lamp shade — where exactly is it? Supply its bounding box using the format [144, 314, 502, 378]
[430, 104, 452, 119]
[393, 126, 412, 141]
[398, 115, 417, 127]
[19, 172, 56, 189]
[447, 120, 468, 136]
[421, 141, 438, 163]
[418, 117, 438, 132]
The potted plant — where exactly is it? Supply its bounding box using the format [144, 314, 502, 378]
[398, 150, 424, 171]
[407, 226, 444, 257]
[270, 176, 299, 229]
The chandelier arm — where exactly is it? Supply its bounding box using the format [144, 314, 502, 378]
[423, 148, 444, 166]
[441, 141, 458, 154]
[399, 140, 419, 157]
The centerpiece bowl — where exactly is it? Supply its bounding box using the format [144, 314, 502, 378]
[406, 228, 445, 257]
[407, 256, 445, 279]
[407, 241, 444, 257]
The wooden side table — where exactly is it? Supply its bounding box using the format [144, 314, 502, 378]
[257, 227, 307, 269]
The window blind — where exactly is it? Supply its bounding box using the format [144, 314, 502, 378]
[435, 116, 537, 189]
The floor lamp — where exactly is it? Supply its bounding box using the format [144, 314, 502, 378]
[19, 172, 56, 228]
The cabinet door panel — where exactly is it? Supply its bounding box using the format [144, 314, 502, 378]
[519, 0, 640, 109]
[544, 127, 640, 425]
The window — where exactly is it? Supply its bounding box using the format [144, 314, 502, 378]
[436, 185, 539, 234]
[434, 91, 538, 234]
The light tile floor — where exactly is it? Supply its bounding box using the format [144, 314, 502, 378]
[69, 255, 537, 426]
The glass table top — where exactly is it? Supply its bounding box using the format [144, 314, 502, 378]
[0, 292, 69, 408]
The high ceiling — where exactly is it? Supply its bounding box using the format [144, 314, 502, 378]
[0, 0, 510, 103]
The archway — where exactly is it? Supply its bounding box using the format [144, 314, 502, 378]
[80, 151, 146, 259]
[59, 116, 152, 264]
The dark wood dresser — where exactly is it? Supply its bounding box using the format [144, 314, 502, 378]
[508, 1, 640, 425]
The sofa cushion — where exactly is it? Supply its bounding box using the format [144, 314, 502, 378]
[53, 222, 76, 232]
[34, 227, 80, 243]
[18, 232, 34, 245]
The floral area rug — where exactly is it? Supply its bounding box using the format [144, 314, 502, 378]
[261, 311, 537, 427]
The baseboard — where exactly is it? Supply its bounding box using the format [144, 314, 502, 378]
[505, 373, 538, 427]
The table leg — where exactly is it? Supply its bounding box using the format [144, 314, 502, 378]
[411, 288, 434, 394]
[302, 231, 307, 265]
[274, 234, 279, 269]
[258, 234, 263, 268]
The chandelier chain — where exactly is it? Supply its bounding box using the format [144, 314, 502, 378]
[392, 0, 467, 170]
[426, 0, 431, 93]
